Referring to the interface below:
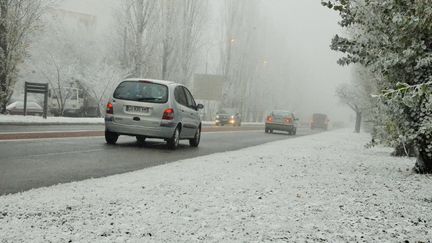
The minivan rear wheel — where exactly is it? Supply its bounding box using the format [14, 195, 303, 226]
[189, 127, 201, 147]
[136, 136, 146, 144]
[167, 127, 180, 150]
[105, 130, 119, 145]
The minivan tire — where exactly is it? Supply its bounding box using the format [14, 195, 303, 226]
[167, 127, 180, 150]
[136, 136, 146, 144]
[105, 130, 119, 145]
[189, 127, 201, 147]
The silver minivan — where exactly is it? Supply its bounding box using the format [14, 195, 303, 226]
[104, 79, 204, 149]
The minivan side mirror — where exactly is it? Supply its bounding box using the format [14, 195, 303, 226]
[196, 104, 204, 110]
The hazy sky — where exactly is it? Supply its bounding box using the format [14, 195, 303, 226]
[261, 0, 352, 121]
[57, 0, 353, 122]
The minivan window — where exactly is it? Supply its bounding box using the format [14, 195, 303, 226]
[183, 87, 196, 108]
[272, 111, 292, 117]
[113, 81, 168, 103]
[174, 86, 188, 107]
[313, 113, 327, 121]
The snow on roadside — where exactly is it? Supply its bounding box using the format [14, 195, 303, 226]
[0, 130, 431, 242]
[0, 115, 104, 125]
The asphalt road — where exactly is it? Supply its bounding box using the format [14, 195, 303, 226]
[0, 124, 102, 133]
[0, 128, 315, 195]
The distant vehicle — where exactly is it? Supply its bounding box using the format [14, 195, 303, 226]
[265, 110, 298, 135]
[49, 81, 100, 117]
[311, 113, 329, 130]
[49, 87, 82, 116]
[104, 79, 204, 150]
[215, 108, 241, 126]
[6, 101, 43, 116]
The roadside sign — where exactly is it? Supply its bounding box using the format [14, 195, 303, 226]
[24, 82, 49, 119]
[193, 74, 225, 101]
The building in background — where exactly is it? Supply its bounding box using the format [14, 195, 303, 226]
[193, 74, 225, 121]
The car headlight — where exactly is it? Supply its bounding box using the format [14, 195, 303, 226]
[216, 115, 219, 119]
[231, 115, 235, 119]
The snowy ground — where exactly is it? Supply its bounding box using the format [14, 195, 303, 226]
[0, 130, 431, 242]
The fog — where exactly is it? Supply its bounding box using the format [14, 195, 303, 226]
[260, 1, 352, 122]
[49, 0, 352, 123]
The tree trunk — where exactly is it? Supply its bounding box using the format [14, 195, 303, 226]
[0, 102, 6, 114]
[391, 142, 416, 157]
[0, 1, 8, 114]
[354, 111, 362, 133]
[161, 42, 168, 80]
[414, 151, 432, 174]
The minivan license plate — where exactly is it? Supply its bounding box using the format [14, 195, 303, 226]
[126, 105, 149, 113]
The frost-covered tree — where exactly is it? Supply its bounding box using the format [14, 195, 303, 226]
[336, 84, 363, 133]
[116, 0, 156, 78]
[0, 0, 47, 113]
[337, 66, 377, 133]
[323, 0, 432, 173]
[24, 9, 124, 115]
[158, 0, 207, 84]
[115, 0, 206, 85]
[219, 0, 264, 114]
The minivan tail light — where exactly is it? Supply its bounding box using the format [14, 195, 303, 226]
[162, 108, 174, 120]
[106, 102, 113, 114]
[285, 118, 292, 124]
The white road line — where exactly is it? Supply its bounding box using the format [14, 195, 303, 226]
[0, 129, 264, 143]
[0, 130, 101, 135]
[26, 149, 106, 158]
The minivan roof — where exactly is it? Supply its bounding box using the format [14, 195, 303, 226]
[272, 110, 292, 114]
[122, 78, 177, 86]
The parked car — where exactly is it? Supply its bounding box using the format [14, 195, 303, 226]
[104, 79, 204, 149]
[215, 108, 241, 126]
[265, 110, 298, 135]
[311, 113, 329, 130]
[6, 101, 44, 116]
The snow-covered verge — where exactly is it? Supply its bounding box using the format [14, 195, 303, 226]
[1, 130, 431, 242]
[0, 115, 104, 125]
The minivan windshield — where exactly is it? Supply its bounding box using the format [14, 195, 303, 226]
[218, 108, 236, 114]
[313, 113, 327, 121]
[113, 81, 168, 103]
[272, 111, 292, 117]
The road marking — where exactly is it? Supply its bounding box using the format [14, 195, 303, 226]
[24, 149, 106, 158]
[0, 130, 100, 135]
[0, 129, 265, 143]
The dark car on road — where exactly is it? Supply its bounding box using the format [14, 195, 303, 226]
[215, 108, 241, 126]
[311, 113, 329, 130]
[265, 110, 298, 135]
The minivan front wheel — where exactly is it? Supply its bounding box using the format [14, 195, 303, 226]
[136, 136, 146, 144]
[105, 130, 119, 145]
[167, 127, 180, 150]
[189, 127, 201, 147]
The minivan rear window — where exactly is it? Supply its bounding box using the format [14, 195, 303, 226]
[272, 111, 292, 117]
[113, 81, 168, 103]
[313, 113, 327, 121]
